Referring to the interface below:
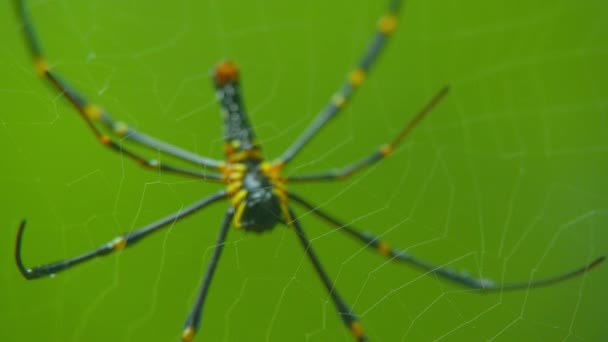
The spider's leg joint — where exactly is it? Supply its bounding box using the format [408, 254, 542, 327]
[33, 56, 49, 76]
[350, 320, 366, 339]
[360, 232, 392, 256]
[181, 326, 195, 342]
[332, 93, 347, 109]
[377, 241, 392, 257]
[349, 69, 366, 88]
[113, 121, 129, 136]
[83, 103, 103, 120]
[379, 13, 398, 35]
[478, 278, 495, 290]
[111, 236, 127, 251]
[99, 135, 111, 145]
[147, 159, 161, 168]
[380, 144, 393, 157]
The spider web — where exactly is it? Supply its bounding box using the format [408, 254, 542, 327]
[1, 0, 607, 341]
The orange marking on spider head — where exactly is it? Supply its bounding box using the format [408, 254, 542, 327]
[349, 69, 366, 87]
[379, 14, 398, 35]
[33, 57, 50, 76]
[350, 321, 365, 338]
[214, 60, 240, 86]
[181, 326, 195, 342]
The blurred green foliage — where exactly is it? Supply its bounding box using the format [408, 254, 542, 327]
[1, 0, 607, 341]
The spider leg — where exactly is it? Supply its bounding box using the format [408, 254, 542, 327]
[289, 192, 605, 291]
[289, 209, 368, 342]
[180, 208, 233, 342]
[14, 0, 224, 178]
[278, 0, 402, 165]
[15, 191, 228, 280]
[287, 86, 448, 182]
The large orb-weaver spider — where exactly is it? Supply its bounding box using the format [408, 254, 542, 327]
[13, 0, 605, 341]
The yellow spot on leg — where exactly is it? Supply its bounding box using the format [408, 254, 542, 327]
[148, 159, 161, 168]
[181, 326, 195, 342]
[100, 135, 111, 145]
[332, 94, 347, 108]
[33, 57, 49, 76]
[377, 241, 391, 257]
[350, 321, 365, 339]
[349, 69, 366, 87]
[380, 144, 393, 157]
[112, 237, 127, 250]
[113, 121, 129, 136]
[84, 104, 103, 120]
[379, 14, 398, 35]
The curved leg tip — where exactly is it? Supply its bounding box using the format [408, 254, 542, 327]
[15, 219, 33, 280]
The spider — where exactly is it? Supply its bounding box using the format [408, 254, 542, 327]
[13, 0, 605, 341]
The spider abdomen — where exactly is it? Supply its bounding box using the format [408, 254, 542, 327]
[238, 169, 283, 232]
[225, 162, 288, 232]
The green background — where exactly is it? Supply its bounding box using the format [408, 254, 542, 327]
[1, 0, 607, 341]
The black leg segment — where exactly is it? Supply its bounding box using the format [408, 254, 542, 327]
[15, 191, 227, 280]
[181, 208, 234, 342]
[290, 210, 367, 342]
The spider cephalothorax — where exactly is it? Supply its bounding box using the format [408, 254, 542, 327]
[213, 61, 290, 232]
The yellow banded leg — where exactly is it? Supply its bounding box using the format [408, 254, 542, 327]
[286, 86, 449, 183]
[179, 209, 233, 342]
[289, 212, 368, 342]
